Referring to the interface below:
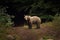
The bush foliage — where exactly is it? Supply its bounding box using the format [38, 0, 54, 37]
[0, 10, 14, 40]
[0, 13, 13, 27]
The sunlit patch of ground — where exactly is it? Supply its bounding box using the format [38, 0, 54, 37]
[24, 24, 38, 29]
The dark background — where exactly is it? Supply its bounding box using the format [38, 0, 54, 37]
[0, 0, 60, 26]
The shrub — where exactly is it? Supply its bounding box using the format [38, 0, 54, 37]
[40, 15, 53, 23]
[40, 14, 60, 40]
[0, 12, 14, 40]
[43, 14, 60, 40]
[0, 13, 14, 27]
[52, 14, 60, 32]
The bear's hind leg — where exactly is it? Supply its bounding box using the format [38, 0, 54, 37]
[36, 22, 40, 29]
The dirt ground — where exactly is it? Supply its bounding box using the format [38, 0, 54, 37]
[7, 24, 55, 40]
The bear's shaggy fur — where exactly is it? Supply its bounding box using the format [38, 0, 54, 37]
[24, 15, 41, 29]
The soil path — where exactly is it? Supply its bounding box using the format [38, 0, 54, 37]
[10, 25, 54, 40]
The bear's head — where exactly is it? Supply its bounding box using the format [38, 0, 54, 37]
[24, 15, 31, 21]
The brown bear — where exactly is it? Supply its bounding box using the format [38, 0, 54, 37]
[24, 15, 41, 29]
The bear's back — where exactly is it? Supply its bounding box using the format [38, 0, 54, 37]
[30, 16, 41, 22]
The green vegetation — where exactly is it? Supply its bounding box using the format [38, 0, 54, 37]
[0, 13, 13, 27]
[41, 15, 60, 40]
[0, 0, 60, 40]
[0, 8, 14, 40]
[0, 0, 60, 22]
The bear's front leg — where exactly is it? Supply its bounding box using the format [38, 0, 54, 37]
[28, 22, 32, 29]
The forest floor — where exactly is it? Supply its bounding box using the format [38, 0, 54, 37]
[7, 23, 54, 40]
